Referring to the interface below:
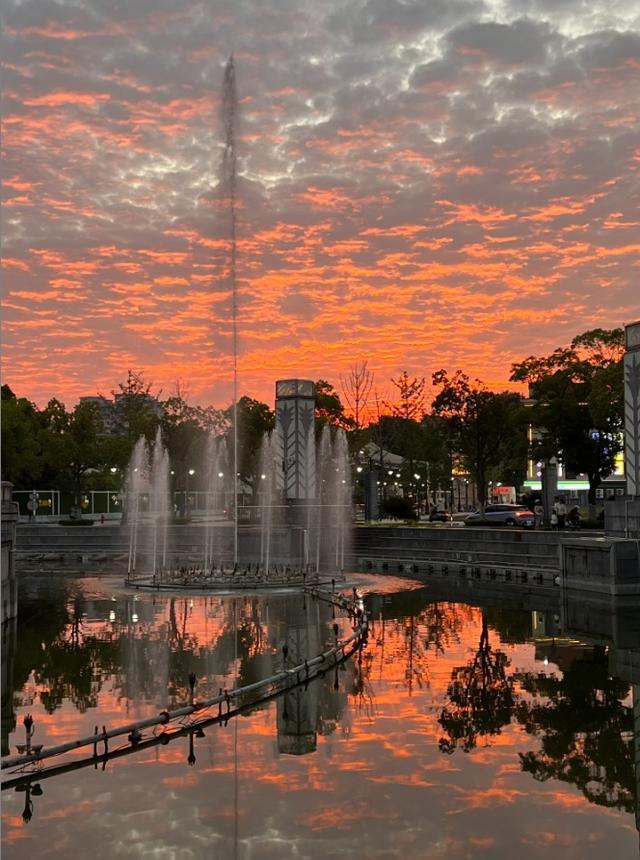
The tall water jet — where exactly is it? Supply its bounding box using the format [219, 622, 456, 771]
[331, 428, 352, 571]
[310, 426, 352, 573]
[127, 437, 150, 576]
[150, 428, 170, 572]
[314, 425, 333, 573]
[257, 432, 282, 574]
[203, 435, 230, 570]
[221, 55, 239, 566]
[127, 433, 170, 576]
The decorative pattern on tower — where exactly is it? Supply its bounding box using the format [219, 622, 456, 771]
[275, 380, 316, 499]
[624, 322, 640, 498]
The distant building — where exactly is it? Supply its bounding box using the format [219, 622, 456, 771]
[79, 395, 116, 431]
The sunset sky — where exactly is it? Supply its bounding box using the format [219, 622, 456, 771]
[3, 0, 639, 411]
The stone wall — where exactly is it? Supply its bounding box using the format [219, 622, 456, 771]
[1, 482, 19, 623]
[562, 536, 640, 596]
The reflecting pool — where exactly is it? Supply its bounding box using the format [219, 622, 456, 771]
[2, 572, 639, 859]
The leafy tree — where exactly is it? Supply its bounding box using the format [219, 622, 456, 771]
[377, 415, 424, 462]
[314, 380, 354, 431]
[111, 370, 162, 449]
[381, 495, 416, 520]
[421, 413, 455, 499]
[224, 396, 275, 495]
[386, 371, 427, 421]
[0, 386, 42, 487]
[431, 370, 527, 509]
[510, 328, 624, 507]
[40, 399, 106, 503]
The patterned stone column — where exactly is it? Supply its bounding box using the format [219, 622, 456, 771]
[606, 322, 640, 537]
[275, 379, 316, 500]
[624, 322, 640, 498]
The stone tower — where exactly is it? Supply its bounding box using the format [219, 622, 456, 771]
[275, 379, 316, 500]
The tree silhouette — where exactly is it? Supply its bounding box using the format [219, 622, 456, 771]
[438, 614, 515, 753]
[515, 648, 635, 813]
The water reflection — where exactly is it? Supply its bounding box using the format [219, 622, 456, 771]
[2, 574, 639, 859]
[438, 613, 515, 754]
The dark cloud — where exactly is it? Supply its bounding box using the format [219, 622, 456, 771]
[447, 18, 554, 66]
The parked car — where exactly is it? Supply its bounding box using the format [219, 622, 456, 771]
[464, 504, 535, 528]
[420, 510, 450, 523]
[452, 510, 477, 522]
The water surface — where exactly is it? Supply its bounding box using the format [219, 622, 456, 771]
[2, 572, 638, 859]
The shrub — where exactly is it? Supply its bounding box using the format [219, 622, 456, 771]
[381, 496, 416, 520]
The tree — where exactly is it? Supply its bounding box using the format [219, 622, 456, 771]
[40, 400, 107, 503]
[0, 386, 42, 488]
[420, 413, 455, 501]
[314, 380, 354, 431]
[111, 370, 162, 448]
[386, 371, 427, 421]
[431, 370, 527, 509]
[510, 328, 624, 508]
[339, 361, 374, 429]
[224, 396, 275, 495]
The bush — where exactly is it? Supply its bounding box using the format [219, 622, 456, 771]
[381, 496, 416, 520]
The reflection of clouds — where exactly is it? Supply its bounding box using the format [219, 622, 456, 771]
[2, 580, 637, 858]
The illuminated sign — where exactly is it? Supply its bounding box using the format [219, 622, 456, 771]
[524, 480, 590, 491]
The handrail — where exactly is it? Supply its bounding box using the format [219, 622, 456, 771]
[1, 586, 368, 773]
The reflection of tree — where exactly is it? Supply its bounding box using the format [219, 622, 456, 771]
[25, 592, 118, 714]
[422, 601, 466, 656]
[515, 648, 635, 813]
[349, 650, 376, 721]
[483, 607, 532, 645]
[369, 594, 467, 692]
[438, 614, 515, 754]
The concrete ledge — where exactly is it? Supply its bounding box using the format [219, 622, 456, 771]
[357, 555, 559, 588]
[562, 537, 640, 596]
[605, 498, 640, 538]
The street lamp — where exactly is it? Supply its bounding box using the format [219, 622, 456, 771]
[186, 468, 195, 518]
[413, 474, 421, 515]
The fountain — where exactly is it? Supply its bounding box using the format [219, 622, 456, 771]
[123, 60, 352, 591]
[126, 430, 170, 578]
[124, 417, 353, 590]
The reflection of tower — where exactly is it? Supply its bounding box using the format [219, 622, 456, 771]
[634, 685, 640, 843]
[274, 596, 320, 755]
[278, 683, 317, 755]
[275, 380, 316, 501]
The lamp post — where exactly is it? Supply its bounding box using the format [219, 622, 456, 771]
[186, 468, 195, 519]
[413, 473, 421, 516]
